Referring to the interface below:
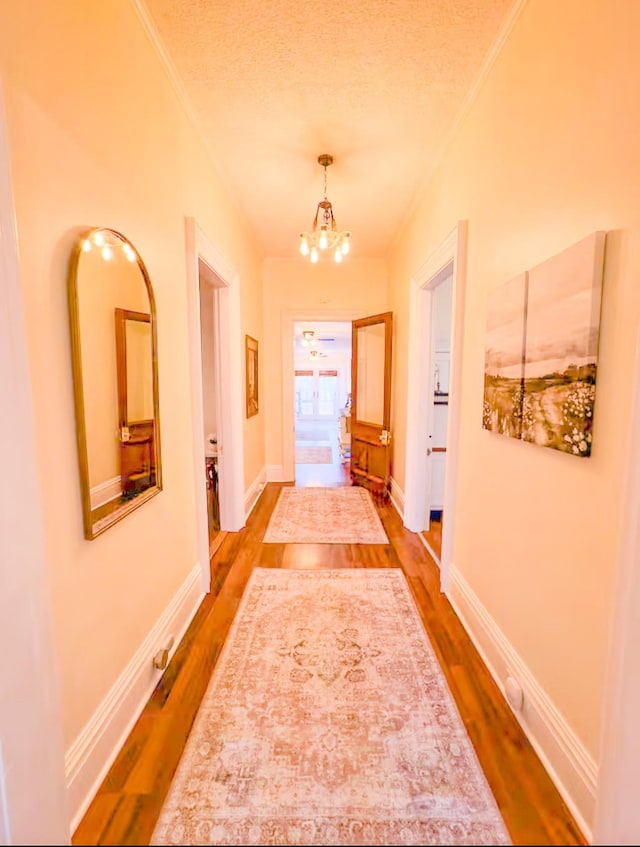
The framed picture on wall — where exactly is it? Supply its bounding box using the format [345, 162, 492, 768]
[245, 335, 259, 418]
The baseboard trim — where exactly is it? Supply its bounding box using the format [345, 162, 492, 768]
[266, 464, 285, 482]
[389, 476, 404, 519]
[89, 476, 121, 510]
[65, 563, 205, 833]
[245, 467, 267, 518]
[447, 564, 597, 840]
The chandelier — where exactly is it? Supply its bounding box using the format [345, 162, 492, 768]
[299, 154, 351, 264]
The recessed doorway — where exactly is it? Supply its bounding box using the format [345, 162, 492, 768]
[293, 321, 352, 487]
[185, 217, 246, 594]
[421, 270, 453, 561]
[198, 266, 221, 552]
[403, 222, 467, 591]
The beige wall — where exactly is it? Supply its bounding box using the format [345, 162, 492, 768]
[263, 259, 388, 472]
[0, 0, 263, 758]
[389, 0, 640, 766]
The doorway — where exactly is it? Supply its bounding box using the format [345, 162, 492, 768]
[403, 222, 468, 591]
[293, 321, 352, 486]
[199, 268, 221, 551]
[185, 217, 246, 594]
[421, 271, 453, 561]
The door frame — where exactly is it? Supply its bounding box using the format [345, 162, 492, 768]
[404, 221, 468, 591]
[592, 324, 640, 843]
[282, 309, 359, 481]
[185, 217, 245, 593]
[422, 279, 453, 527]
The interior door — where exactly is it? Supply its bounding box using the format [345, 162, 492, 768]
[350, 311, 393, 498]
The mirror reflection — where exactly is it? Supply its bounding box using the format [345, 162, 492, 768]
[355, 323, 385, 426]
[69, 227, 161, 539]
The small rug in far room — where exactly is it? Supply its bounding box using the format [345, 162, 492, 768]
[295, 445, 333, 464]
[262, 485, 389, 544]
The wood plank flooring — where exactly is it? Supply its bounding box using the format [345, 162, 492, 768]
[72, 480, 587, 846]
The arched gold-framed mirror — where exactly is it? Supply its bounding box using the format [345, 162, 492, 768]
[68, 227, 162, 539]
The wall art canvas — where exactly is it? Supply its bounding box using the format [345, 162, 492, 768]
[521, 231, 606, 456]
[482, 272, 528, 439]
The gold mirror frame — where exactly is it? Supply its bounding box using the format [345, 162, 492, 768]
[68, 226, 162, 539]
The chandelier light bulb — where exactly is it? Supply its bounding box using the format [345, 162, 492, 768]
[102, 244, 114, 261]
[319, 229, 329, 250]
[299, 235, 309, 256]
[334, 248, 343, 263]
[310, 246, 319, 263]
[341, 235, 350, 255]
[93, 231, 105, 247]
[82, 239, 92, 252]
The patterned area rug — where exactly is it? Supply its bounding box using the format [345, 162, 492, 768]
[151, 568, 512, 846]
[262, 486, 389, 544]
[296, 445, 333, 464]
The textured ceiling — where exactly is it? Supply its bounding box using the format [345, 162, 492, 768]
[141, 0, 515, 259]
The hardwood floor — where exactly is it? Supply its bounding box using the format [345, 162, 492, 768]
[421, 511, 443, 561]
[72, 481, 586, 846]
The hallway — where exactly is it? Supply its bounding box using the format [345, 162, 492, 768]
[73, 482, 585, 846]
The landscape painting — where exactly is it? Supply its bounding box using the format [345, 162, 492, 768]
[521, 232, 606, 456]
[482, 273, 528, 439]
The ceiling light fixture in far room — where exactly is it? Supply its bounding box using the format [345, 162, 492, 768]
[301, 329, 317, 347]
[299, 154, 351, 264]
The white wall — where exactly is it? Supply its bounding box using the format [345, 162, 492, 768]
[263, 258, 388, 477]
[0, 0, 264, 832]
[389, 0, 640, 832]
[0, 81, 69, 845]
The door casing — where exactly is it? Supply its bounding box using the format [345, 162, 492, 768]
[185, 217, 246, 593]
[403, 221, 468, 592]
[281, 309, 361, 481]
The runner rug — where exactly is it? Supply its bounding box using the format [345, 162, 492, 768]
[295, 445, 333, 464]
[151, 568, 511, 846]
[262, 486, 389, 544]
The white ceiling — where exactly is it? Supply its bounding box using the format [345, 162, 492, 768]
[141, 0, 515, 260]
[294, 321, 352, 356]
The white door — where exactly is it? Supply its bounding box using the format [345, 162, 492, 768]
[424, 273, 453, 532]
